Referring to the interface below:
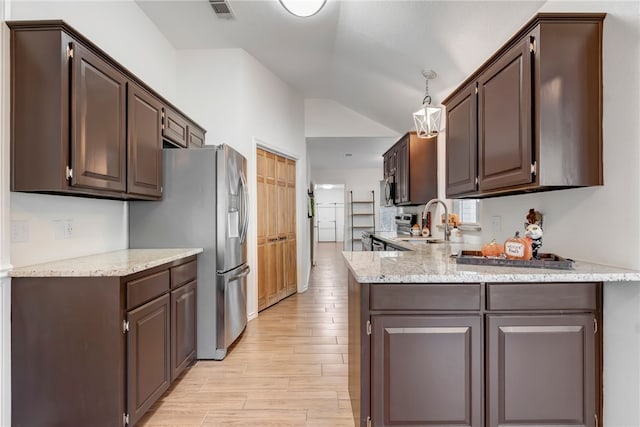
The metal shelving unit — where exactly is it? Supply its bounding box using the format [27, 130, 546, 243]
[349, 190, 375, 250]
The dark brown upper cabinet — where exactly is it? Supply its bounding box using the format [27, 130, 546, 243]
[8, 20, 206, 200]
[446, 82, 477, 197]
[188, 124, 206, 148]
[382, 131, 437, 206]
[128, 84, 163, 198]
[71, 42, 127, 193]
[162, 107, 189, 148]
[443, 13, 605, 199]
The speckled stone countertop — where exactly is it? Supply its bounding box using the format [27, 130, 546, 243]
[10, 248, 203, 278]
[345, 235, 640, 283]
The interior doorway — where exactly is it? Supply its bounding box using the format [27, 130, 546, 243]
[314, 184, 345, 243]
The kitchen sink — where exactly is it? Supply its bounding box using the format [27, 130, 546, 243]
[398, 237, 444, 244]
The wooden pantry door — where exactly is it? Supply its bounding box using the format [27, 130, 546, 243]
[257, 148, 297, 312]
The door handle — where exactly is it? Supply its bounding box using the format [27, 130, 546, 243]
[229, 265, 251, 282]
[239, 172, 250, 244]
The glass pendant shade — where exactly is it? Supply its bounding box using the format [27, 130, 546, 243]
[413, 103, 442, 138]
[279, 0, 327, 17]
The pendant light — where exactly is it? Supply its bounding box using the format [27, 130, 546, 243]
[279, 0, 327, 17]
[413, 69, 442, 138]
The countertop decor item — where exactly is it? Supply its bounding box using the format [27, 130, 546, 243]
[504, 231, 533, 260]
[413, 69, 442, 138]
[455, 250, 573, 270]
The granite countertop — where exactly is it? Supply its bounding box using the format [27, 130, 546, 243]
[10, 248, 203, 278]
[345, 236, 640, 283]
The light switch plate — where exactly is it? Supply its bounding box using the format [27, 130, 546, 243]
[11, 220, 29, 243]
[491, 216, 502, 233]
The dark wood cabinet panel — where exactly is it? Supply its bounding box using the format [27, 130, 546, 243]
[188, 124, 205, 148]
[442, 13, 604, 198]
[478, 37, 533, 191]
[128, 83, 163, 199]
[445, 82, 477, 197]
[9, 21, 206, 200]
[487, 314, 595, 427]
[71, 42, 127, 193]
[171, 280, 197, 382]
[127, 293, 171, 427]
[371, 315, 482, 427]
[382, 132, 437, 206]
[12, 277, 125, 427]
[11, 256, 197, 427]
[348, 277, 602, 427]
[396, 138, 408, 204]
[162, 107, 189, 148]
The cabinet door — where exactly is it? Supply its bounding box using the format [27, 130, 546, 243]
[445, 82, 477, 197]
[127, 293, 171, 426]
[71, 42, 127, 192]
[276, 238, 286, 300]
[171, 281, 197, 382]
[265, 239, 279, 308]
[188, 124, 205, 148]
[162, 107, 188, 148]
[257, 242, 268, 311]
[128, 83, 163, 198]
[371, 315, 482, 427]
[487, 314, 595, 427]
[285, 238, 297, 296]
[396, 138, 409, 204]
[478, 37, 533, 191]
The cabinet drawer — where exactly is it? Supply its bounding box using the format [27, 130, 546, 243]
[127, 270, 170, 310]
[370, 284, 481, 311]
[486, 282, 598, 311]
[171, 260, 197, 289]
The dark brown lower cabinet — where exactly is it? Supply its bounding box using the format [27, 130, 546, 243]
[171, 280, 197, 381]
[348, 276, 602, 427]
[371, 315, 482, 427]
[11, 255, 197, 427]
[487, 314, 595, 427]
[127, 294, 171, 427]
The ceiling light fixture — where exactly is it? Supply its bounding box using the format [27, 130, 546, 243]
[278, 0, 326, 17]
[413, 69, 442, 138]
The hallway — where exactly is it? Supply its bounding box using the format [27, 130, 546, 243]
[140, 242, 354, 426]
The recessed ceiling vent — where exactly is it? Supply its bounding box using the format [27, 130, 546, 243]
[209, 0, 234, 19]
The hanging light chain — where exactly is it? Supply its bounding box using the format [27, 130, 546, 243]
[423, 77, 432, 106]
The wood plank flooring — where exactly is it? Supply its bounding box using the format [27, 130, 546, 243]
[140, 242, 354, 427]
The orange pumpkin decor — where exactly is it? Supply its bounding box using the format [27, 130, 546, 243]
[481, 239, 504, 257]
[504, 231, 533, 260]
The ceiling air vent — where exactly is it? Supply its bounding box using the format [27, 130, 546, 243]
[209, 0, 234, 19]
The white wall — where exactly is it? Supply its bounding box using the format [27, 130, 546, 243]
[177, 48, 307, 319]
[305, 98, 399, 137]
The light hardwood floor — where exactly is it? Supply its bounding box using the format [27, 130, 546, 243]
[140, 242, 355, 427]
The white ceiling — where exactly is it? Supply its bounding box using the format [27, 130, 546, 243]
[137, 0, 546, 169]
[307, 136, 397, 170]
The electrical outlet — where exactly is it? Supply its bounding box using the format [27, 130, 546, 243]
[63, 220, 73, 239]
[53, 219, 73, 240]
[491, 216, 502, 233]
[11, 220, 29, 243]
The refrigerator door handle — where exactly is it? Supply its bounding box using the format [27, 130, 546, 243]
[228, 264, 251, 282]
[239, 172, 250, 244]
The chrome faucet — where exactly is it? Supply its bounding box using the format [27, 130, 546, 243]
[422, 198, 451, 241]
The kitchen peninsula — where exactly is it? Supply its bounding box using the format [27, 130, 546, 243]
[344, 243, 640, 427]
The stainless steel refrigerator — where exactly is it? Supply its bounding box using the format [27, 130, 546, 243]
[129, 145, 249, 360]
